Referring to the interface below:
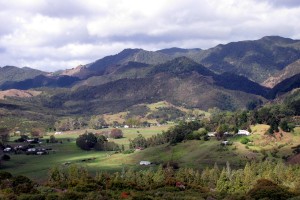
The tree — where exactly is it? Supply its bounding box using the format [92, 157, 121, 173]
[129, 134, 147, 149]
[0, 127, 10, 143]
[279, 120, 294, 132]
[30, 128, 42, 137]
[110, 129, 123, 139]
[192, 128, 208, 140]
[76, 132, 97, 150]
[49, 135, 57, 143]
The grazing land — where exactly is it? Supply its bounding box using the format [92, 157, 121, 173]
[3, 124, 300, 184]
[1, 126, 170, 182]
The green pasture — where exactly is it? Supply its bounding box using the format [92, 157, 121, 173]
[1, 126, 170, 182]
[2, 124, 300, 183]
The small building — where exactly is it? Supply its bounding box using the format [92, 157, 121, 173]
[221, 140, 229, 145]
[238, 130, 250, 136]
[139, 161, 151, 165]
[4, 147, 11, 152]
[208, 132, 216, 137]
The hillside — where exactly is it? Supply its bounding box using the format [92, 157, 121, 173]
[0, 36, 299, 115]
[0, 66, 47, 85]
[262, 59, 300, 88]
[40, 57, 267, 115]
[0, 75, 80, 90]
[198, 36, 300, 83]
[59, 36, 300, 85]
[0, 89, 41, 100]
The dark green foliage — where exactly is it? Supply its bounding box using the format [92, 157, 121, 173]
[12, 175, 35, 194]
[129, 134, 147, 149]
[2, 161, 300, 199]
[18, 194, 46, 200]
[247, 179, 293, 200]
[76, 132, 119, 151]
[240, 137, 250, 144]
[147, 107, 185, 122]
[49, 135, 57, 143]
[1, 154, 10, 161]
[76, 132, 97, 150]
[129, 121, 203, 149]
[0, 127, 10, 143]
[59, 191, 85, 200]
[127, 105, 150, 118]
[279, 120, 295, 132]
[0, 171, 12, 180]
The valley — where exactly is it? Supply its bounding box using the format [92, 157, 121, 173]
[0, 36, 300, 199]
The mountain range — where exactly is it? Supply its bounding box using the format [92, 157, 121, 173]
[0, 36, 300, 114]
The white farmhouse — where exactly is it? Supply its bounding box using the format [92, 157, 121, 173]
[237, 130, 250, 136]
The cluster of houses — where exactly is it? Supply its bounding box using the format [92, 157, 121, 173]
[207, 130, 251, 146]
[2, 137, 50, 155]
[3, 145, 49, 155]
[207, 129, 251, 137]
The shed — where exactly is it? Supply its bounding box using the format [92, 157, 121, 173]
[139, 161, 151, 165]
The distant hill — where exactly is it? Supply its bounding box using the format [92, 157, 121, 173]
[0, 66, 47, 85]
[41, 57, 267, 115]
[0, 75, 80, 90]
[60, 49, 172, 79]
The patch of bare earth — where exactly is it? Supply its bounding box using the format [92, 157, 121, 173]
[255, 131, 293, 147]
[287, 154, 300, 164]
[0, 89, 41, 100]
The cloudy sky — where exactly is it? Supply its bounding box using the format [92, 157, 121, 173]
[0, 0, 300, 71]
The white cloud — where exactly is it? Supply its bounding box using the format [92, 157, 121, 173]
[0, 0, 299, 71]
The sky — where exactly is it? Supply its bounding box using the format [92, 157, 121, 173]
[0, 0, 300, 72]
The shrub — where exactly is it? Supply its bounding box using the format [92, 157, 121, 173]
[122, 149, 135, 154]
[12, 175, 34, 194]
[110, 129, 123, 139]
[76, 132, 97, 150]
[18, 194, 46, 200]
[2, 154, 11, 161]
[0, 171, 12, 180]
[240, 137, 250, 144]
[247, 179, 294, 200]
[59, 191, 85, 200]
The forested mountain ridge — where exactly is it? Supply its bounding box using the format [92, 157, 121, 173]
[0, 36, 299, 113]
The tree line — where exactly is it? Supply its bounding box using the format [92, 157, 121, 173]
[1, 160, 299, 199]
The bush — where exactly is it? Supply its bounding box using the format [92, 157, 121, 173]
[12, 175, 34, 194]
[0, 171, 12, 180]
[76, 132, 97, 150]
[18, 194, 46, 200]
[59, 191, 85, 200]
[110, 129, 123, 139]
[247, 179, 294, 200]
[45, 194, 60, 200]
[123, 149, 135, 154]
[240, 137, 250, 144]
[2, 154, 10, 161]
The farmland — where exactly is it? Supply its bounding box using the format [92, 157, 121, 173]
[2, 124, 300, 183]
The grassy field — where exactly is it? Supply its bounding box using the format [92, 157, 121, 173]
[1, 125, 170, 182]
